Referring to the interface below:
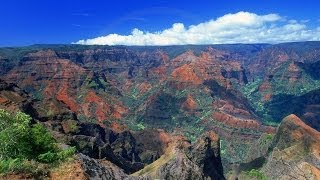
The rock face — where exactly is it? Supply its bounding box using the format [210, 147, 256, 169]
[69, 123, 169, 174]
[0, 79, 37, 117]
[186, 131, 224, 179]
[132, 131, 225, 180]
[72, 129, 225, 179]
[50, 154, 129, 180]
[262, 114, 320, 179]
[50, 131, 225, 180]
[77, 154, 129, 180]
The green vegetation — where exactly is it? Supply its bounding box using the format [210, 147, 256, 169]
[184, 132, 197, 142]
[273, 62, 320, 95]
[262, 121, 279, 127]
[64, 120, 79, 133]
[242, 61, 320, 125]
[0, 158, 42, 176]
[124, 82, 213, 141]
[98, 78, 108, 86]
[244, 169, 267, 180]
[134, 122, 146, 131]
[243, 78, 263, 97]
[33, 90, 44, 101]
[130, 86, 140, 99]
[127, 121, 147, 131]
[88, 81, 98, 88]
[0, 109, 75, 175]
[220, 140, 227, 155]
[242, 78, 267, 117]
[265, 134, 273, 141]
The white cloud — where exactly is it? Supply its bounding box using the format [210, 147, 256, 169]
[74, 11, 320, 45]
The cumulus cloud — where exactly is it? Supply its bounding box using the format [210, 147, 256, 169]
[74, 11, 320, 45]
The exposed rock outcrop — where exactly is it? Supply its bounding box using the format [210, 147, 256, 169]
[0, 79, 37, 117]
[70, 123, 169, 174]
[133, 131, 225, 180]
[262, 114, 320, 179]
[50, 131, 225, 180]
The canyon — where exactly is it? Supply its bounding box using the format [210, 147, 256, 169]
[0, 42, 320, 179]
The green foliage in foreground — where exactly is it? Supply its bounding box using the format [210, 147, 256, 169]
[0, 109, 75, 175]
[0, 158, 43, 176]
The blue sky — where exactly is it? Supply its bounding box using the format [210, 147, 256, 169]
[1, 0, 319, 46]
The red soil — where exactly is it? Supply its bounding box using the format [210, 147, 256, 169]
[283, 114, 320, 140]
[171, 64, 202, 84]
[138, 82, 152, 95]
[263, 93, 272, 101]
[0, 97, 7, 103]
[212, 111, 260, 130]
[182, 94, 198, 111]
[259, 81, 272, 92]
[83, 91, 109, 122]
[56, 84, 79, 112]
[110, 122, 127, 133]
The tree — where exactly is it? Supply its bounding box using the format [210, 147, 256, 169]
[0, 109, 32, 159]
[0, 109, 75, 163]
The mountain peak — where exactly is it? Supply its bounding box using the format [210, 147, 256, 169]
[280, 114, 320, 143]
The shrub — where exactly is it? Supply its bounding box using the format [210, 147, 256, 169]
[37, 151, 58, 163]
[0, 109, 75, 175]
[57, 147, 76, 161]
[0, 158, 47, 176]
[0, 110, 32, 159]
[37, 147, 76, 163]
[31, 123, 57, 155]
[0, 158, 23, 173]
